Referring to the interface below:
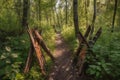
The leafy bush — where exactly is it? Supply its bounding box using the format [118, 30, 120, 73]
[86, 28, 120, 80]
[41, 25, 56, 51]
[0, 9, 22, 38]
[61, 26, 78, 51]
[0, 34, 29, 80]
[0, 24, 56, 79]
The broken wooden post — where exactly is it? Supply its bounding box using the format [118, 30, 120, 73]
[89, 27, 102, 47]
[27, 28, 46, 75]
[24, 43, 34, 73]
[84, 25, 91, 39]
[24, 26, 55, 75]
[73, 26, 102, 78]
[73, 26, 91, 66]
[33, 29, 55, 62]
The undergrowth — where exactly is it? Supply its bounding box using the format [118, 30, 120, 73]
[0, 25, 55, 80]
[87, 27, 120, 80]
[62, 26, 120, 80]
[61, 26, 78, 51]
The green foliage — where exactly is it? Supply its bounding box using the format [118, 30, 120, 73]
[0, 34, 29, 80]
[62, 26, 78, 51]
[0, 28, 55, 79]
[0, 9, 22, 38]
[86, 28, 120, 80]
[41, 25, 56, 51]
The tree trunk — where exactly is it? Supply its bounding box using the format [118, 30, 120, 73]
[73, 0, 80, 37]
[44, 10, 49, 25]
[38, 0, 42, 27]
[55, 8, 61, 28]
[65, 0, 68, 25]
[85, 0, 88, 27]
[14, 0, 22, 22]
[111, 0, 118, 32]
[117, 0, 120, 27]
[22, 0, 29, 28]
[91, 0, 96, 35]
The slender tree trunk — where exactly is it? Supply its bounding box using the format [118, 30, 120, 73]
[14, 0, 22, 22]
[44, 10, 49, 25]
[52, 7, 57, 33]
[106, 0, 110, 10]
[22, 0, 29, 28]
[55, 7, 61, 28]
[50, 0, 56, 26]
[53, 7, 57, 26]
[117, 0, 120, 27]
[59, 9, 63, 27]
[91, 0, 96, 34]
[14, 0, 23, 35]
[56, 12, 61, 28]
[50, 0, 55, 25]
[85, 0, 88, 27]
[38, 0, 41, 27]
[73, 0, 80, 37]
[65, 0, 68, 25]
[49, 14, 52, 26]
[111, 0, 118, 32]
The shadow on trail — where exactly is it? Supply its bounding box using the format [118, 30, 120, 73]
[48, 33, 76, 80]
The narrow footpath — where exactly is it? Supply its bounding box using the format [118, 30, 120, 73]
[48, 33, 75, 80]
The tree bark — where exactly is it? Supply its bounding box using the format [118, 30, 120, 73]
[22, 0, 29, 28]
[73, 0, 80, 37]
[34, 30, 55, 62]
[24, 43, 34, 73]
[14, 0, 22, 22]
[85, 0, 88, 27]
[27, 28, 46, 75]
[55, 8, 61, 28]
[44, 10, 49, 25]
[91, 0, 96, 35]
[38, 0, 42, 27]
[111, 0, 118, 32]
[65, 0, 68, 25]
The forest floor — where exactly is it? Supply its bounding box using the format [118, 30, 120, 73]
[48, 32, 76, 80]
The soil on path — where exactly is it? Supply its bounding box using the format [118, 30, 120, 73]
[48, 33, 76, 80]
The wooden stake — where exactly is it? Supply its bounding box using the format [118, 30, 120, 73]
[33, 30, 55, 62]
[24, 43, 34, 73]
[27, 28, 46, 75]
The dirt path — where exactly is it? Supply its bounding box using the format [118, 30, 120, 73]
[48, 33, 76, 80]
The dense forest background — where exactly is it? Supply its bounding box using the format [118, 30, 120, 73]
[0, 0, 120, 80]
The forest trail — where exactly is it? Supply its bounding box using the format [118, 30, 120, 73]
[48, 33, 76, 80]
